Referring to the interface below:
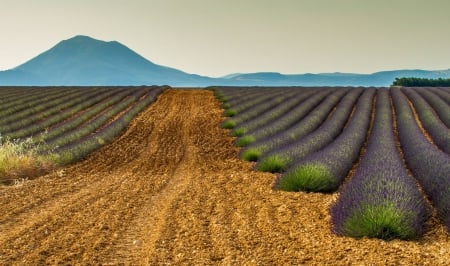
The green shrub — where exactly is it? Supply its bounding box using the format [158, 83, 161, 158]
[277, 163, 335, 192]
[236, 135, 255, 147]
[231, 127, 246, 137]
[341, 203, 417, 240]
[221, 120, 236, 129]
[224, 109, 237, 117]
[214, 91, 228, 103]
[241, 148, 261, 161]
[222, 103, 231, 109]
[257, 155, 289, 172]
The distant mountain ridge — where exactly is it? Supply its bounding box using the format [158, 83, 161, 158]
[0, 35, 449, 87]
[0, 35, 215, 86]
[222, 69, 450, 87]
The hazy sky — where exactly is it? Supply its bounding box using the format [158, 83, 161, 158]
[1, 0, 450, 77]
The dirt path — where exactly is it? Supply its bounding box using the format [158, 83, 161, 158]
[1, 89, 450, 265]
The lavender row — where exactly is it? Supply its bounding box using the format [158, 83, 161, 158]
[0, 87, 73, 114]
[414, 88, 450, 129]
[402, 88, 450, 154]
[214, 87, 311, 106]
[256, 88, 361, 172]
[241, 89, 346, 161]
[54, 90, 162, 164]
[277, 88, 375, 192]
[330, 89, 429, 240]
[0, 87, 84, 120]
[0, 87, 23, 97]
[231, 90, 316, 135]
[216, 88, 286, 115]
[38, 91, 133, 144]
[223, 89, 310, 129]
[392, 88, 450, 231]
[429, 87, 450, 106]
[213, 87, 264, 106]
[239, 89, 334, 143]
[0, 87, 48, 106]
[5, 89, 131, 140]
[215, 87, 292, 107]
[0, 88, 115, 134]
[231, 89, 334, 141]
[40, 89, 151, 152]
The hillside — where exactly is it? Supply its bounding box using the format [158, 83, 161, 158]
[221, 70, 450, 87]
[0, 35, 214, 86]
[0, 35, 449, 86]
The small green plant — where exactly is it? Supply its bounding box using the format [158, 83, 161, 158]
[257, 155, 289, 172]
[341, 204, 417, 240]
[214, 91, 228, 103]
[53, 151, 74, 166]
[221, 120, 236, 129]
[97, 137, 106, 145]
[231, 127, 246, 137]
[222, 103, 231, 109]
[277, 163, 336, 192]
[236, 135, 255, 147]
[241, 148, 261, 161]
[224, 109, 237, 117]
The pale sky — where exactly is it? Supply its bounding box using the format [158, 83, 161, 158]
[1, 0, 450, 77]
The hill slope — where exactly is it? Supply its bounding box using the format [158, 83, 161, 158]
[0, 35, 449, 86]
[0, 35, 214, 86]
[221, 69, 450, 87]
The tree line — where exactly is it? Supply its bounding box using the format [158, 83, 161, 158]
[392, 77, 450, 87]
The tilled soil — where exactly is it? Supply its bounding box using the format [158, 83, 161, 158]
[1, 89, 450, 265]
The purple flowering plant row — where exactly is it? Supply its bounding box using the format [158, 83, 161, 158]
[0, 86, 166, 165]
[215, 86, 450, 240]
[254, 88, 357, 172]
[330, 89, 428, 240]
[230, 89, 324, 139]
[414, 87, 450, 129]
[2, 88, 128, 140]
[278, 88, 375, 192]
[240, 89, 342, 161]
[392, 88, 450, 232]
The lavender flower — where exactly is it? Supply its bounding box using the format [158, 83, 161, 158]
[330, 89, 429, 240]
[256, 88, 361, 172]
[392, 88, 450, 231]
[277, 88, 375, 192]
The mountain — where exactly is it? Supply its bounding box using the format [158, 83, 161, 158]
[0, 35, 215, 86]
[221, 70, 450, 87]
[0, 35, 449, 87]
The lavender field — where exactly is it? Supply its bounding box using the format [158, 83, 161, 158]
[215, 86, 450, 240]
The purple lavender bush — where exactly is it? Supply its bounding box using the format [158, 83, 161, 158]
[256, 88, 361, 172]
[277, 88, 375, 192]
[237, 89, 335, 142]
[216, 87, 306, 129]
[429, 87, 450, 105]
[392, 88, 450, 231]
[402, 88, 450, 154]
[414, 88, 450, 129]
[232, 89, 327, 141]
[54, 88, 163, 165]
[232, 88, 314, 136]
[241, 89, 348, 161]
[330, 89, 429, 240]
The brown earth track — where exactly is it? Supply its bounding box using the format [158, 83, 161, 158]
[1, 89, 450, 265]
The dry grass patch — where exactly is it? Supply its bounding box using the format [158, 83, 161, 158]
[0, 136, 56, 185]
